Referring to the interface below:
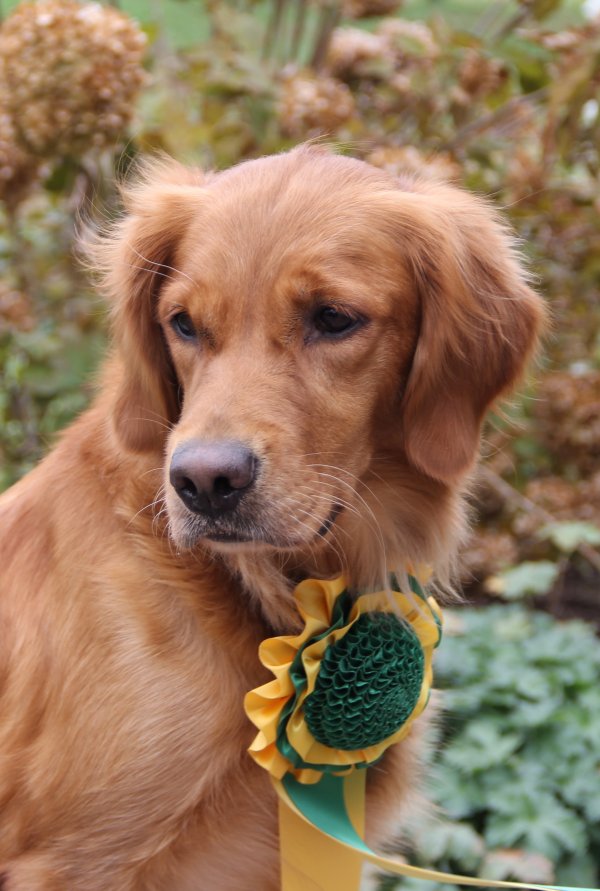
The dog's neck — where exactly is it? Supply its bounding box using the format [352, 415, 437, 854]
[222, 550, 304, 633]
[214, 510, 388, 634]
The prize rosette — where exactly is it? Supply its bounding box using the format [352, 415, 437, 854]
[244, 573, 442, 784]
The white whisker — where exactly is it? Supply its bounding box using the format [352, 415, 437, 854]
[128, 491, 165, 528]
[127, 264, 179, 285]
[309, 469, 387, 565]
[129, 245, 197, 287]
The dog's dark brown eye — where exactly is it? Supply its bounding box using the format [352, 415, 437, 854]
[171, 312, 197, 341]
[314, 306, 360, 337]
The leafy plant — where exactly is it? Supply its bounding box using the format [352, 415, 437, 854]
[379, 606, 600, 889]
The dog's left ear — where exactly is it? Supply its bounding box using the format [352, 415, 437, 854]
[386, 183, 547, 483]
[89, 160, 205, 451]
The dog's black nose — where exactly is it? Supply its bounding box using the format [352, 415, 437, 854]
[169, 440, 258, 515]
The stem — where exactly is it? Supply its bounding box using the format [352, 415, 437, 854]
[289, 0, 309, 64]
[490, 8, 530, 44]
[441, 87, 548, 153]
[263, 0, 286, 63]
[310, 3, 341, 72]
[479, 466, 600, 575]
[473, 1, 509, 40]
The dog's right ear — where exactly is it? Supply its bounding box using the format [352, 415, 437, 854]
[88, 160, 205, 452]
[384, 183, 546, 484]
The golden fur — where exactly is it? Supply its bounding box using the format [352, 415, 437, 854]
[0, 145, 545, 890]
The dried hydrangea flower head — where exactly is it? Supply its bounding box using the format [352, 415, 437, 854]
[457, 48, 508, 103]
[0, 0, 147, 157]
[326, 27, 394, 79]
[366, 145, 462, 183]
[0, 103, 40, 209]
[277, 70, 355, 137]
[0, 284, 35, 331]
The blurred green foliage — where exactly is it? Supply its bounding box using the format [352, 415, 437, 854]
[0, 190, 106, 489]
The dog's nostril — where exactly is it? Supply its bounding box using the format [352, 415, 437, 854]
[214, 475, 234, 496]
[180, 476, 198, 499]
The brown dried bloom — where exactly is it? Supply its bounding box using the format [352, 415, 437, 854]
[0, 284, 35, 331]
[342, 0, 403, 19]
[0, 104, 40, 209]
[377, 18, 439, 60]
[458, 49, 508, 100]
[537, 29, 581, 51]
[367, 145, 462, 183]
[277, 71, 355, 137]
[326, 27, 394, 80]
[532, 370, 600, 476]
[0, 0, 147, 157]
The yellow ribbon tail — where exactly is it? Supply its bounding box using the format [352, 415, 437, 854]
[279, 795, 363, 891]
[274, 773, 586, 891]
[279, 770, 365, 891]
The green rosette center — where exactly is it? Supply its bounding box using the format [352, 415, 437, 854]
[303, 611, 425, 750]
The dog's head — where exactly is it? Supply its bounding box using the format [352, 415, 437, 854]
[94, 146, 544, 578]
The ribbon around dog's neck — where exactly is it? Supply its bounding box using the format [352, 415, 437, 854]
[244, 574, 598, 891]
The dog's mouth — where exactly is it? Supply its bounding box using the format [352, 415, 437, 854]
[202, 529, 256, 544]
[175, 502, 344, 551]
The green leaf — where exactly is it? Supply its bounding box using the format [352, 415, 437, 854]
[485, 791, 587, 859]
[488, 561, 560, 599]
[539, 521, 600, 553]
[481, 848, 554, 882]
[429, 764, 487, 819]
[43, 158, 80, 194]
[561, 765, 600, 823]
[421, 821, 485, 873]
[443, 720, 522, 773]
[556, 851, 600, 887]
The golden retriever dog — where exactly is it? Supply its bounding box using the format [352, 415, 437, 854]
[0, 145, 544, 891]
